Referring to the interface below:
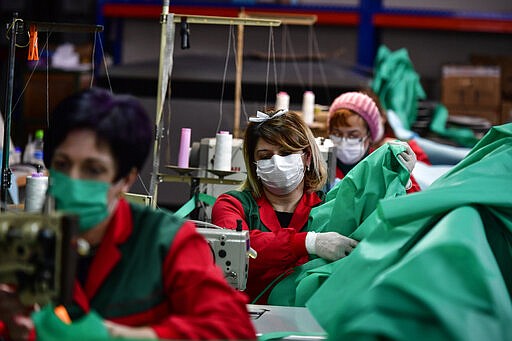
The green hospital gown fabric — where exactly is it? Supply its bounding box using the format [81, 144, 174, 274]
[305, 123, 512, 340]
[268, 142, 411, 306]
[371, 45, 426, 130]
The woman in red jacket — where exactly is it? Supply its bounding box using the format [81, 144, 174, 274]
[0, 88, 256, 340]
[328, 91, 430, 193]
[212, 109, 359, 304]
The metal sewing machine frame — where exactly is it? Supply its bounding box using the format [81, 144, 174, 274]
[0, 212, 79, 306]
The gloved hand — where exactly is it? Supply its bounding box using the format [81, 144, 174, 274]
[306, 232, 359, 262]
[388, 140, 417, 173]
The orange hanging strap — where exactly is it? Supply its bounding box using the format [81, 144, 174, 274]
[28, 24, 39, 61]
[54, 305, 71, 324]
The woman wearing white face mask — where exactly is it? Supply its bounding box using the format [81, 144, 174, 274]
[212, 110, 359, 304]
[328, 91, 425, 193]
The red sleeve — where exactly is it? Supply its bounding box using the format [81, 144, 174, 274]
[405, 139, 428, 193]
[408, 139, 431, 165]
[407, 175, 422, 193]
[212, 194, 309, 304]
[151, 221, 256, 340]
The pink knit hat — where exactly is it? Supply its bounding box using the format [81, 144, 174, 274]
[328, 92, 384, 142]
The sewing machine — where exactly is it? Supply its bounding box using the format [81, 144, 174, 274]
[0, 212, 79, 306]
[196, 224, 252, 291]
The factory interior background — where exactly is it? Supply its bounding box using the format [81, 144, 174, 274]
[1, 0, 511, 210]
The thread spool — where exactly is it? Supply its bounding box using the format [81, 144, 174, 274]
[213, 131, 233, 171]
[178, 127, 191, 168]
[25, 173, 48, 212]
[302, 91, 315, 125]
[275, 91, 290, 111]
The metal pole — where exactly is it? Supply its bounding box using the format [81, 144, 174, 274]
[1, 13, 19, 209]
[149, 1, 170, 207]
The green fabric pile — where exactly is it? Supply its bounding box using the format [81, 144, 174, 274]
[270, 123, 512, 340]
[371, 45, 426, 130]
[269, 141, 411, 306]
[372, 44, 480, 148]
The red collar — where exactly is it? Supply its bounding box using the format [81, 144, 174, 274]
[258, 192, 321, 232]
[74, 198, 133, 309]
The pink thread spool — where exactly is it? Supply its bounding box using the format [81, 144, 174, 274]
[178, 128, 191, 168]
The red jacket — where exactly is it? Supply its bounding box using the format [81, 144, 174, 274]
[212, 191, 323, 304]
[1, 199, 256, 340]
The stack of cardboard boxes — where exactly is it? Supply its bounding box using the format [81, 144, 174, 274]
[471, 55, 512, 125]
[441, 55, 512, 126]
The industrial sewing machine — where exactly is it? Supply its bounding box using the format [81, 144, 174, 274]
[0, 212, 79, 306]
[0, 213, 252, 310]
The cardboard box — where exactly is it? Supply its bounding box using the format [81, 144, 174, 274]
[502, 100, 512, 124]
[442, 65, 501, 109]
[445, 105, 501, 125]
[471, 55, 512, 100]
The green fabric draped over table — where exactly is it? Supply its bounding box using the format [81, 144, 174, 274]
[270, 123, 512, 340]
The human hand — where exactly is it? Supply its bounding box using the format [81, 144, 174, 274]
[388, 140, 417, 173]
[306, 232, 359, 261]
[0, 284, 34, 341]
[104, 320, 157, 339]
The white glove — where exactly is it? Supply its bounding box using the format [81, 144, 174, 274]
[388, 140, 417, 173]
[306, 232, 359, 262]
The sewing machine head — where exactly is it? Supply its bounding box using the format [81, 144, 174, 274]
[0, 212, 79, 306]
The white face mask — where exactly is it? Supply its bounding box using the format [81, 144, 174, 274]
[330, 135, 368, 165]
[256, 153, 305, 196]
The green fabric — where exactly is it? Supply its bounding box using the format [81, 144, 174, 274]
[268, 142, 411, 306]
[371, 45, 426, 129]
[303, 123, 512, 340]
[257, 331, 327, 341]
[429, 103, 480, 148]
[32, 304, 109, 341]
[175, 192, 216, 218]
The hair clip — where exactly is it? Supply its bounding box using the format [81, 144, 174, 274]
[248, 109, 288, 123]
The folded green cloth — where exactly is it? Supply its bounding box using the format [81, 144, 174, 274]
[32, 304, 109, 341]
[429, 103, 479, 148]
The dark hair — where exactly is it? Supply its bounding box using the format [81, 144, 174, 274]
[43, 87, 152, 181]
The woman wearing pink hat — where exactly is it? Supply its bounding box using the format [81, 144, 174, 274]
[328, 91, 429, 193]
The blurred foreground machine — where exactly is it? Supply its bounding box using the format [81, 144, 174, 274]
[0, 212, 79, 306]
